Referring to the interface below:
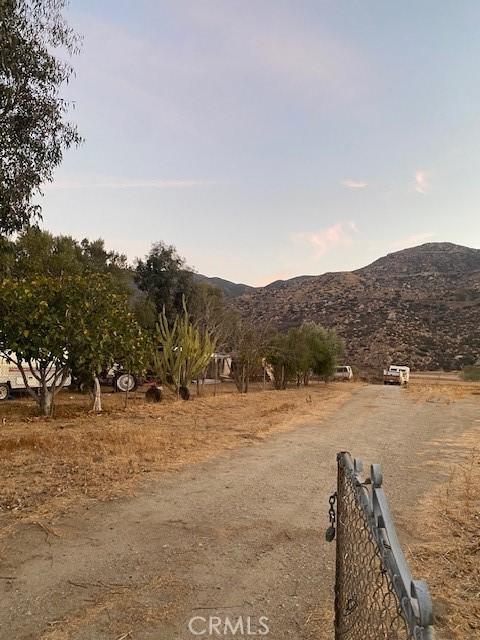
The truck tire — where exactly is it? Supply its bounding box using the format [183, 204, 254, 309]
[115, 373, 138, 393]
[0, 383, 9, 401]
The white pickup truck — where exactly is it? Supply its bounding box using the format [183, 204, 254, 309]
[383, 365, 410, 386]
[0, 357, 71, 400]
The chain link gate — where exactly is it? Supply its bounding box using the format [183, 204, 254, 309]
[326, 451, 435, 640]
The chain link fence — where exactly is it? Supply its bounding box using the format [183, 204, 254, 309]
[327, 452, 435, 640]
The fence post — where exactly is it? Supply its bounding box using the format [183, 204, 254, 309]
[334, 452, 345, 640]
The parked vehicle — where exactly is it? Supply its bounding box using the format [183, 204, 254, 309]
[383, 365, 410, 386]
[334, 365, 354, 381]
[0, 356, 71, 401]
[101, 364, 138, 392]
[76, 365, 139, 393]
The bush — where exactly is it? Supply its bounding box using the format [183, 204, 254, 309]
[267, 323, 344, 389]
[461, 366, 480, 381]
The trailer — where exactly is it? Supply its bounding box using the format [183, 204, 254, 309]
[0, 357, 71, 400]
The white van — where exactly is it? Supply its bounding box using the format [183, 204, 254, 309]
[334, 365, 354, 381]
[0, 356, 71, 400]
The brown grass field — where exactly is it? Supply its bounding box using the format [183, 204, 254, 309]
[1, 379, 478, 638]
[0, 382, 358, 538]
[407, 374, 480, 640]
[407, 379, 480, 402]
[406, 381, 480, 638]
[409, 427, 480, 639]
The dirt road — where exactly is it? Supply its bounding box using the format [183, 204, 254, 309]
[1, 384, 478, 640]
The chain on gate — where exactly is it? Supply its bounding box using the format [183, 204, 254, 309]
[325, 452, 435, 640]
[325, 491, 337, 542]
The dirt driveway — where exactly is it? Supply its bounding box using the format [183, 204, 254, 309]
[1, 384, 478, 640]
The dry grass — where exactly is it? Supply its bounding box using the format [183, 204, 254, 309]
[407, 380, 480, 403]
[409, 429, 480, 639]
[303, 606, 334, 640]
[0, 382, 358, 537]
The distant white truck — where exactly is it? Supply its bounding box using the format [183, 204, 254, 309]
[383, 365, 410, 386]
[0, 356, 71, 400]
[334, 365, 354, 381]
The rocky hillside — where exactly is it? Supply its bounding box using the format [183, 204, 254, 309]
[232, 243, 480, 370]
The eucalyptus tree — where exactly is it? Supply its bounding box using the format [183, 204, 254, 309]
[0, 0, 81, 234]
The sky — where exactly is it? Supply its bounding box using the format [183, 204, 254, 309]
[40, 0, 480, 286]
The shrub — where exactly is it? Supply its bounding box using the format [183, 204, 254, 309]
[461, 366, 480, 381]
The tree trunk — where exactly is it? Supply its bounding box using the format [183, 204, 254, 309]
[233, 361, 248, 393]
[92, 375, 102, 412]
[39, 387, 53, 417]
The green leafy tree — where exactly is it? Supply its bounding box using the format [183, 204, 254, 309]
[0, 228, 82, 277]
[267, 323, 344, 390]
[304, 323, 344, 381]
[0, 0, 82, 234]
[67, 278, 147, 411]
[266, 331, 298, 390]
[0, 276, 74, 414]
[0, 229, 156, 359]
[152, 300, 215, 399]
[79, 238, 128, 272]
[230, 317, 270, 393]
[189, 282, 238, 349]
[135, 242, 197, 321]
[0, 228, 128, 280]
[130, 291, 157, 330]
[0, 274, 146, 414]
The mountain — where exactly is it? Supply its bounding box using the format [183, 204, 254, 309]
[232, 243, 480, 371]
[193, 274, 255, 298]
[194, 273, 315, 297]
[264, 275, 315, 291]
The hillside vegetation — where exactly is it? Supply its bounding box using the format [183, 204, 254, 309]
[232, 243, 480, 370]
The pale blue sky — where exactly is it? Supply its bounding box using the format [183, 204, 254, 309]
[41, 1, 480, 285]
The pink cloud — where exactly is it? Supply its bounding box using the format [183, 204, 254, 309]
[293, 221, 358, 257]
[415, 170, 430, 194]
[341, 179, 368, 189]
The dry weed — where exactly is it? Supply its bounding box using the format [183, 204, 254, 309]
[410, 430, 480, 639]
[0, 383, 358, 538]
[407, 381, 480, 404]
